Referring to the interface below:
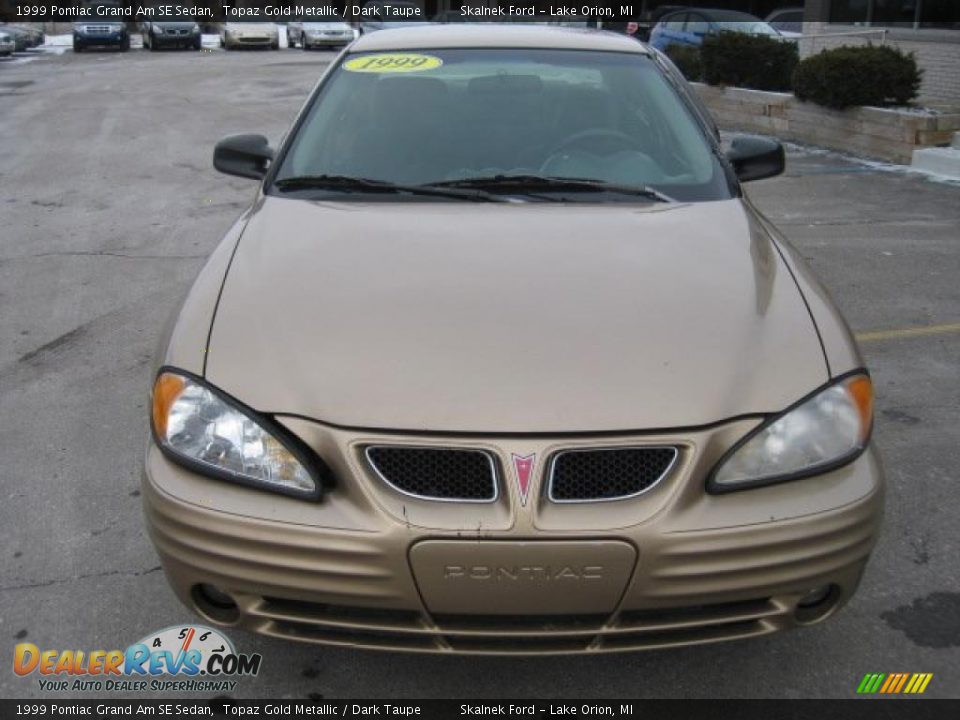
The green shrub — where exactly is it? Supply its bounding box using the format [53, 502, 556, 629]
[665, 45, 702, 82]
[699, 31, 798, 92]
[792, 44, 922, 109]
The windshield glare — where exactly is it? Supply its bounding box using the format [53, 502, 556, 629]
[274, 49, 732, 202]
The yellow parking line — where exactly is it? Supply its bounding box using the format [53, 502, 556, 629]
[855, 322, 960, 343]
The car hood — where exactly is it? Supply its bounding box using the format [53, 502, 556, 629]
[205, 197, 827, 433]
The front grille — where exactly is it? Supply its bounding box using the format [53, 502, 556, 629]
[365, 446, 498, 502]
[245, 594, 780, 654]
[548, 446, 678, 502]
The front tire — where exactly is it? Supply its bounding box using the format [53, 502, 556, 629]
[73, 41, 83, 53]
[121, 36, 130, 52]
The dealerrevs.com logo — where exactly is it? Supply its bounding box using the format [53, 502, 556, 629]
[13, 625, 262, 693]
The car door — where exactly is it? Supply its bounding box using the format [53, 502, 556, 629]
[683, 12, 711, 46]
[651, 12, 689, 51]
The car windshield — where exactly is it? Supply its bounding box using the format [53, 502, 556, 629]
[272, 48, 731, 202]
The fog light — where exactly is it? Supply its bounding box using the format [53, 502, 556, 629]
[191, 583, 240, 624]
[794, 584, 841, 623]
[799, 585, 832, 608]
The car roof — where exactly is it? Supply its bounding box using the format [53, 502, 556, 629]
[662, 8, 763, 21]
[351, 24, 651, 53]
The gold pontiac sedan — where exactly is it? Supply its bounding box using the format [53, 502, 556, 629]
[145, 25, 883, 654]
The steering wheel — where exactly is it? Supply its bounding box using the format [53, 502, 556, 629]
[547, 128, 645, 158]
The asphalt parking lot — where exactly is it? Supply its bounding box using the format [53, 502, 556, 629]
[1, 46, 958, 699]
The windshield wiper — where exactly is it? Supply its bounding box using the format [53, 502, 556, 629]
[273, 175, 507, 203]
[431, 175, 674, 203]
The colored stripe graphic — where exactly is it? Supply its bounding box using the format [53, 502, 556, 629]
[857, 673, 885, 694]
[908, 673, 933, 694]
[857, 673, 932, 694]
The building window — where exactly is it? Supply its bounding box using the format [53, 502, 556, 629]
[830, 0, 870, 23]
[917, 0, 960, 28]
[830, 0, 958, 28]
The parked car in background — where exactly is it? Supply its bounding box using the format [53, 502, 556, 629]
[0, 30, 15, 56]
[766, 7, 804, 37]
[1, 25, 34, 52]
[220, 23, 279, 50]
[10, 24, 44, 47]
[142, 21, 202, 50]
[299, 22, 356, 49]
[649, 9, 781, 51]
[73, 19, 130, 52]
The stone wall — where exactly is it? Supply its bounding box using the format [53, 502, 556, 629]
[692, 82, 960, 163]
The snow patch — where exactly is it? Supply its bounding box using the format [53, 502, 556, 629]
[783, 141, 960, 187]
[42, 33, 73, 47]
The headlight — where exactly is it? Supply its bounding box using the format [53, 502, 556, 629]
[151, 370, 324, 499]
[709, 372, 873, 492]
[192, 26, 200, 34]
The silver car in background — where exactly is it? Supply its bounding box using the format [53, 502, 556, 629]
[0, 31, 15, 56]
[220, 22, 279, 50]
[300, 22, 356, 49]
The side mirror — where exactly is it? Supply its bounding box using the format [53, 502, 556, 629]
[213, 134, 274, 180]
[726, 135, 785, 182]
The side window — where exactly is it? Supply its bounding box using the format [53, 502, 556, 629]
[664, 13, 688, 31]
[686, 14, 709, 34]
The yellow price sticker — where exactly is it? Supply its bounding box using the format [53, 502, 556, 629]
[343, 53, 443, 74]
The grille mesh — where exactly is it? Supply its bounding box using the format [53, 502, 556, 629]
[366, 447, 497, 501]
[549, 447, 677, 502]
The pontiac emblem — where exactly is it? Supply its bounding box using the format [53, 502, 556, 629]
[511, 453, 536, 506]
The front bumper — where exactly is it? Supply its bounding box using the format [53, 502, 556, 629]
[74, 33, 127, 47]
[144, 416, 884, 654]
[226, 34, 276, 47]
[152, 33, 199, 47]
[304, 33, 352, 47]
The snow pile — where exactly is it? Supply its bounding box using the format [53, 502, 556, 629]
[41, 34, 73, 48]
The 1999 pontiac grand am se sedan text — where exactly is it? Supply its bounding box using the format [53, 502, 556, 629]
[144, 26, 883, 654]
